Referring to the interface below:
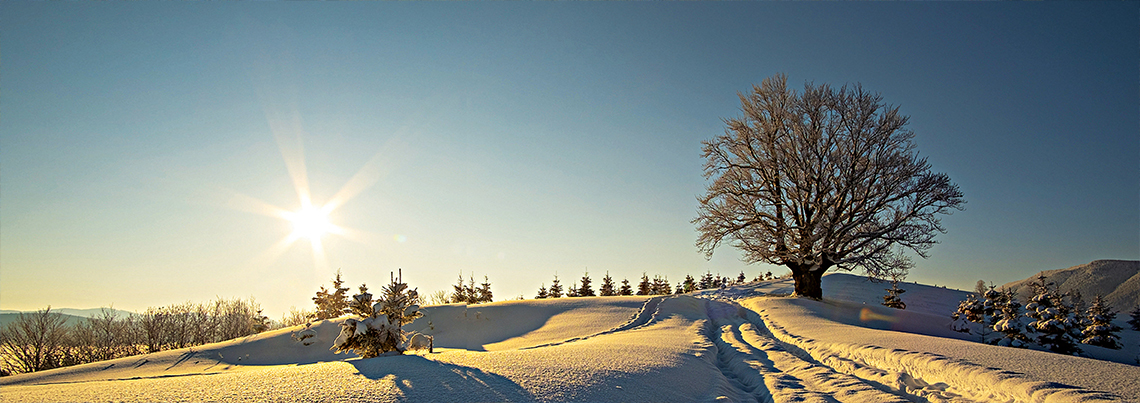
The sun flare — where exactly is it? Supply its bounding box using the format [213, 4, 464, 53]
[285, 206, 333, 241]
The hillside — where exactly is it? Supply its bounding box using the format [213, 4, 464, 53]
[1000, 260, 1140, 311]
[2, 274, 1137, 402]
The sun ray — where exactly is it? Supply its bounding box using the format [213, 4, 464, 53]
[323, 135, 409, 213]
[224, 191, 295, 219]
[238, 84, 423, 272]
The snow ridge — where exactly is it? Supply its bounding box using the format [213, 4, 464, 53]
[519, 296, 666, 350]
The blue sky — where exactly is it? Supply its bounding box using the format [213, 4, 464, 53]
[2, 2, 1136, 317]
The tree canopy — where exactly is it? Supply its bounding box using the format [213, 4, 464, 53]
[694, 74, 964, 298]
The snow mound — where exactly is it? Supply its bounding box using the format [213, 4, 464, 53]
[1001, 260, 1140, 312]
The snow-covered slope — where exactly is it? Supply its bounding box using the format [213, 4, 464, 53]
[1001, 260, 1140, 312]
[2, 275, 1137, 402]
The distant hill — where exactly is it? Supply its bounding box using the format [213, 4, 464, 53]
[0, 313, 86, 329]
[1000, 260, 1140, 312]
[0, 308, 135, 329]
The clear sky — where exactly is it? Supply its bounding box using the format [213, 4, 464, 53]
[2, 2, 1137, 318]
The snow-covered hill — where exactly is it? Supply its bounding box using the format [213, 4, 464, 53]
[1001, 260, 1140, 313]
[2, 274, 1137, 402]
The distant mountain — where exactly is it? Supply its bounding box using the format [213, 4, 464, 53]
[0, 313, 86, 329]
[1000, 260, 1140, 312]
[0, 307, 135, 329]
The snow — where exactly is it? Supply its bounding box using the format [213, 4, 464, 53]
[2, 274, 1138, 402]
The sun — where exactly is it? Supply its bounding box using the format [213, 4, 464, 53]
[285, 206, 333, 241]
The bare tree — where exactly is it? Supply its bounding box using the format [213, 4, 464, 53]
[0, 307, 70, 374]
[281, 306, 315, 327]
[694, 74, 964, 299]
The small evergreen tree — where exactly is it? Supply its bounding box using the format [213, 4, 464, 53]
[951, 294, 983, 334]
[332, 270, 423, 358]
[348, 284, 373, 316]
[567, 281, 580, 297]
[980, 286, 1004, 338]
[651, 276, 671, 295]
[313, 269, 351, 320]
[737, 271, 746, 284]
[1064, 290, 1087, 341]
[599, 272, 616, 296]
[765, 271, 773, 281]
[681, 275, 697, 294]
[578, 272, 595, 297]
[619, 279, 633, 296]
[450, 272, 470, 304]
[477, 276, 493, 303]
[992, 288, 1029, 348]
[251, 309, 270, 333]
[1128, 306, 1140, 331]
[699, 272, 713, 289]
[881, 279, 906, 309]
[549, 275, 564, 298]
[1025, 274, 1081, 355]
[536, 284, 549, 299]
[1081, 295, 1122, 349]
[636, 274, 652, 296]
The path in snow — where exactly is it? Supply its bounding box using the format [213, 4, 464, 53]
[691, 274, 1133, 403]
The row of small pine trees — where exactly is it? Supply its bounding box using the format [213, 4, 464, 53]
[951, 274, 1140, 355]
[535, 270, 780, 299]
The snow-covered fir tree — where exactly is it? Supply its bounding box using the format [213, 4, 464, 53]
[1065, 290, 1087, 341]
[737, 271, 746, 284]
[332, 270, 424, 358]
[1024, 274, 1081, 355]
[599, 272, 616, 296]
[765, 271, 773, 281]
[1081, 295, 1122, 349]
[313, 269, 351, 320]
[991, 288, 1029, 348]
[636, 274, 652, 296]
[535, 284, 549, 299]
[951, 286, 1000, 343]
[881, 280, 906, 309]
[619, 279, 633, 296]
[349, 284, 373, 316]
[578, 272, 595, 297]
[549, 275, 564, 298]
[951, 293, 984, 334]
[567, 281, 580, 297]
[1128, 306, 1140, 331]
[981, 286, 1004, 336]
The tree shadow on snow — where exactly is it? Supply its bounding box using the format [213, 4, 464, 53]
[349, 355, 534, 401]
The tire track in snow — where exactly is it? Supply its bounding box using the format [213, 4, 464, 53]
[519, 296, 666, 350]
[705, 300, 908, 403]
[749, 304, 1123, 403]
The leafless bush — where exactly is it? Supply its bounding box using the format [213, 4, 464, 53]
[280, 306, 314, 328]
[0, 307, 70, 374]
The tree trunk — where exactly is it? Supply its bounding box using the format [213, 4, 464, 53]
[790, 266, 825, 299]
